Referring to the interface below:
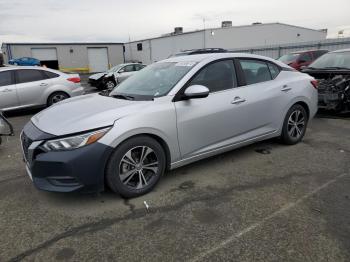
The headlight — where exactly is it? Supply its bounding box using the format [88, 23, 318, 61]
[43, 127, 110, 151]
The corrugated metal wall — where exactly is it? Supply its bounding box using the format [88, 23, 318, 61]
[230, 37, 350, 59]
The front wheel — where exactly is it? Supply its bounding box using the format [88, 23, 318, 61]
[105, 80, 116, 90]
[106, 136, 166, 198]
[280, 104, 308, 145]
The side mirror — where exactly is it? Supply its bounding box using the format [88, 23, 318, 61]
[0, 113, 14, 136]
[183, 85, 209, 99]
[118, 69, 125, 73]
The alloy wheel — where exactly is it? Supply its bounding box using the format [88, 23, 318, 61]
[119, 146, 159, 189]
[51, 94, 68, 104]
[287, 109, 305, 139]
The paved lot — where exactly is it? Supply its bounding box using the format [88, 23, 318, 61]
[0, 111, 349, 261]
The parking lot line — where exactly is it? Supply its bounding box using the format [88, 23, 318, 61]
[189, 172, 349, 262]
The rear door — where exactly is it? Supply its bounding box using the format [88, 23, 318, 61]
[0, 70, 18, 110]
[15, 69, 51, 107]
[235, 58, 290, 133]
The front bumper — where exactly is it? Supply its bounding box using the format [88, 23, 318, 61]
[21, 121, 113, 193]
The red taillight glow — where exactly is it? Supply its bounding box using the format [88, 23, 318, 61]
[310, 80, 318, 89]
[67, 77, 81, 83]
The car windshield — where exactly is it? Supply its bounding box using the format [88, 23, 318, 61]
[107, 65, 124, 73]
[309, 51, 350, 69]
[109, 61, 196, 98]
[278, 53, 299, 63]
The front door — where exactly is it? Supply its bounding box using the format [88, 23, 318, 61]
[0, 70, 18, 110]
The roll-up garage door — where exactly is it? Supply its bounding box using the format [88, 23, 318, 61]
[31, 48, 58, 69]
[31, 48, 57, 61]
[88, 47, 109, 73]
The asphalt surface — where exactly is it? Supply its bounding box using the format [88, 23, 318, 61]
[0, 102, 349, 261]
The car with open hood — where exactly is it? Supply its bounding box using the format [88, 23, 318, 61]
[302, 48, 350, 112]
[88, 63, 146, 90]
[21, 53, 318, 198]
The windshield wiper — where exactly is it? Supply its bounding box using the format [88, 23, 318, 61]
[111, 94, 135, 100]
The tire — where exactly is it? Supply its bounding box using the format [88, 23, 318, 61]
[105, 80, 116, 90]
[106, 135, 166, 198]
[47, 92, 69, 106]
[13, 63, 18, 66]
[280, 104, 308, 145]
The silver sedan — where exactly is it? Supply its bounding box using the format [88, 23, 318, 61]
[0, 66, 84, 111]
[22, 53, 318, 198]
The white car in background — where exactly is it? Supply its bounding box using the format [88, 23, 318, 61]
[89, 63, 146, 90]
[0, 66, 84, 111]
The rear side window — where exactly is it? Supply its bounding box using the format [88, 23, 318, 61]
[267, 62, 280, 79]
[42, 71, 59, 79]
[189, 60, 237, 92]
[0, 71, 14, 87]
[134, 64, 145, 71]
[239, 59, 272, 85]
[16, 69, 46, 84]
[122, 65, 134, 72]
[299, 52, 312, 62]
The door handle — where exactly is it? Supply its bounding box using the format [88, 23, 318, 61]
[1, 88, 12, 93]
[40, 83, 48, 87]
[231, 96, 246, 105]
[281, 85, 292, 92]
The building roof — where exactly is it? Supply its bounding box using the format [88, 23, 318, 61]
[127, 22, 326, 44]
[2, 42, 123, 47]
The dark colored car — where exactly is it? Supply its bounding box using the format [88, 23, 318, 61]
[171, 48, 228, 57]
[278, 50, 328, 71]
[8, 57, 41, 66]
[302, 49, 350, 112]
[0, 112, 14, 145]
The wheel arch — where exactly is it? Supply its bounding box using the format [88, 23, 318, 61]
[46, 90, 70, 106]
[294, 101, 310, 119]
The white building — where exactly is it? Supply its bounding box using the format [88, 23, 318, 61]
[124, 22, 327, 64]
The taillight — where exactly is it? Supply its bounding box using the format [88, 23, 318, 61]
[67, 77, 80, 83]
[310, 80, 318, 89]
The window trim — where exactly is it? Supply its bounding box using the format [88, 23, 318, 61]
[14, 69, 47, 84]
[0, 70, 15, 87]
[235, 57, 282, 86]
[173, 58, 238, 102]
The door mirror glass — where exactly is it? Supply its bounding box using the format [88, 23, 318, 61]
[0, 114, 13, 136]
[184, 85, 209, 99]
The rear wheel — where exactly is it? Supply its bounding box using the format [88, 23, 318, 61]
[106, 136, 166, 198]
[280, 104, 308, 145]
[47, 92, 69, 106]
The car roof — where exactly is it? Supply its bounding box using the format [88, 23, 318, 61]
[290, 49, 328, 54]
[163, 52, 286, 66]
[331, 48, 350, 53]
[0, 65, 63, 74]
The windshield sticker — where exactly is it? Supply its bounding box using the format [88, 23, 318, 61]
[175, 62, 196, 67]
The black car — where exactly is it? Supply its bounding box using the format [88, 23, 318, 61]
[171, 48, 228, 57]
[302, 49, 350, 112]
[0, 112, 14, 145]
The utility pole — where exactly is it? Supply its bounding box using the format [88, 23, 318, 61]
[203, 18, 206, 48]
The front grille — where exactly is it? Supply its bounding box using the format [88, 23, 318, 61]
[21, 132, 32, 161]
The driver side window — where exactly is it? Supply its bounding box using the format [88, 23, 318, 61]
[189, 60, 237, 93]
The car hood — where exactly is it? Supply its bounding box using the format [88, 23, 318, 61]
[89, 72, 106, 80]
[31, 94, 152, 136]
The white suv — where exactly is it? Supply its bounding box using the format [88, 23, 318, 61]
[0, 66, 84, 111]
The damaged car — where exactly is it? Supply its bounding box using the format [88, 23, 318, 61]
[302, 49, 350, 112]
[0, 112, 14, 145]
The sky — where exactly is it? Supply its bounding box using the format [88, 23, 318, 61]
[0, 0, 350, 46]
